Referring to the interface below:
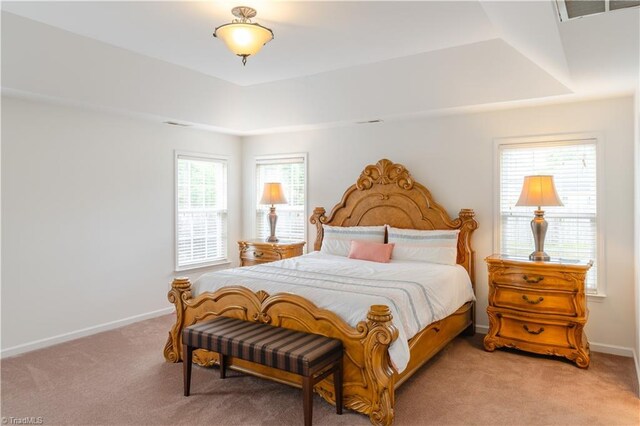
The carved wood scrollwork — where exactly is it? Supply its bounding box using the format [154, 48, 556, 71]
[255, 290, 270, 303]
[356, 159, 414, 191]
[164, 278, 401, 426]
[362, 305, 399, 426]
[252, 312, 272, 323]
[483, 309, 500, 352]
[310, 207, 328, 251]
[309, 159, 477, 290]
[456, 208, 478, 287]
[163, 278, 191, 363]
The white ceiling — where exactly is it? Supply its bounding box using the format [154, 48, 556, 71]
[1, 1, 638, 133]
[2, 1, 499, 86]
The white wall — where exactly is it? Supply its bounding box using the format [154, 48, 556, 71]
[1, 96, 242, 354]
[242, 96, 637, 353]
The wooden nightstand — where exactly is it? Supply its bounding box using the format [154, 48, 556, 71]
[238, 239, 305, 267]
[483, 254, 593, 368]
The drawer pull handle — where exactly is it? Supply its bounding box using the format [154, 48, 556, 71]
[522, 295, 544, 305]
[254, 251, 264, 258]
[523, 275, 544, 284]
[523, 325, 544, 335]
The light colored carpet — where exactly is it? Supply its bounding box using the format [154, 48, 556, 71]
[2, 315, 638, 425]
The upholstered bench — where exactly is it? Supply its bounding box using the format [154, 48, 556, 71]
[182, 316, 344, 426]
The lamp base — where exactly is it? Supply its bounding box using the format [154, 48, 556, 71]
[529, 209, 550, 262]
[529, 251, 550, 261]
[266, 206, 279, 243]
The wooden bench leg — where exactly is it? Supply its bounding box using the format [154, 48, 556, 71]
[183, 344, 193, 397]
[219, 354, 226, 379]
[335, 357, 343, 415]
[302, 375, 313, 426]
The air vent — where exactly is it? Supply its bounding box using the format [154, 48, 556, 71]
[356, 119, 384, 124]
[164, 121, 191, 127]
[557, 0, 639, 21]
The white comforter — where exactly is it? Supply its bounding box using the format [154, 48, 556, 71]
[193, 251, 474, 373]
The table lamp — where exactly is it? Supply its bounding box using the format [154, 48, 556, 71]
[260, 182, 288, 242]
[516, 175, 563, 261]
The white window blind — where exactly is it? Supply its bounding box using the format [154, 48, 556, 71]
[499, 141, 598, 292]
[176, 154, 227, 270]
[256, 155, 306, 242]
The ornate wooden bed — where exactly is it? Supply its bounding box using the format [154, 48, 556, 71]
[164, 159, 478, 426]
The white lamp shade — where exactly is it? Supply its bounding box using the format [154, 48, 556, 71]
[516, 175, 564, 207]
[215, 23, 273, 57]
[260, 182, 287, 205]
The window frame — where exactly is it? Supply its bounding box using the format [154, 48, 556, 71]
[174, 150, 230, 272]
[252, 153, 308, 244]
[493, 133, 606, 298]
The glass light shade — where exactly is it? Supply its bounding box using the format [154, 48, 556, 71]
[260, 182, 287, 205]
[215, 23, 273, 57]
[516, 175, 564, 207]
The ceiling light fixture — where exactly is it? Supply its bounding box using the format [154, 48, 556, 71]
[213, 6, 273, 66]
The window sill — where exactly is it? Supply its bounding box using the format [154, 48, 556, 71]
[175, 259, 231, 272]
[587, 292, 607, 302]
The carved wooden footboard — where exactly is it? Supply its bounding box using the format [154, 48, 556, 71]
[164, 280, 400, 425]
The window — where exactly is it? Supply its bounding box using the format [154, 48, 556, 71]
[175, 153, 228, 270]
[255, 154, 307, 242]
[498, 139, 599, 292]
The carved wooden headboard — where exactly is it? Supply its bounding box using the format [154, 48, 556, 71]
[310, 159, 478, 287]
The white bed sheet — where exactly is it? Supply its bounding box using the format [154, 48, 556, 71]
[193, 251, 474, 373]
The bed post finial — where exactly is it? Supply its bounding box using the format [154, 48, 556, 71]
[363, 305, 399, 426]
[164, 277, 192, 363]
[459, 208, 476, 221]
[172, 277, 191, 290]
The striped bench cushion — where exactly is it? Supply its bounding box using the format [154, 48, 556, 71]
[182, 317, 343, 376]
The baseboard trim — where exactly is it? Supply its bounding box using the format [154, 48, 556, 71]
[1, 307, 174, 359]
[589, 341, 634, 357]
[475, 324, 489, 334]
[634, 349, 640, 398]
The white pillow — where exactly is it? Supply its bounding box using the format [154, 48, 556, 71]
[387, 226, 459, 265]
[321, 225, 386, 257]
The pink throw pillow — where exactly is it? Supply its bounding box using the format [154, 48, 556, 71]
[348, 240, 394, 263]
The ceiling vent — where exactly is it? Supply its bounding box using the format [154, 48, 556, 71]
[164, 121, 191, 127]
[557, 0, 639, 21]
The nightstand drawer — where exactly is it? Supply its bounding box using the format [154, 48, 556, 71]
[238, 240, 305, 267]
[491, 270, 576, 291]
[240, 249, 281, 263]
[240, 259, 263, 267]
[491, 286, 579, 317]
[495, 312, 576, 350]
